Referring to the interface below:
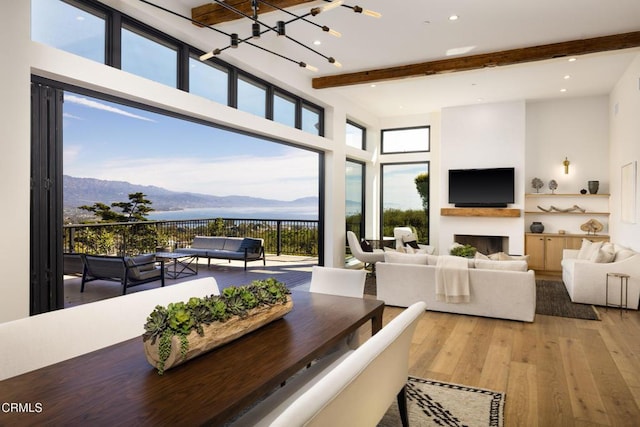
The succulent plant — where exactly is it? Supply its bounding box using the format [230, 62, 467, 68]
[143, 278, 290, 374]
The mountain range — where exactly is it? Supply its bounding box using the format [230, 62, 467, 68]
[63, 175, 318, 213]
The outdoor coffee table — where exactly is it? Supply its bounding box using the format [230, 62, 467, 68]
[155, 252, 198, 279]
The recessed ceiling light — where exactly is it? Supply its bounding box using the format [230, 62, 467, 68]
[568, 57, 577, 62]
[564, 75, 571, 80]
[370, 84, 376, 88]
[449, 14, 459, 21]
[560, 88, 568, 92]
[477, 98, 484, 102]
[313, 40, 321, 46]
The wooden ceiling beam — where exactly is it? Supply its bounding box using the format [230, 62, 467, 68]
[192, 0, 316, 26]
[312, 31, 640, 89]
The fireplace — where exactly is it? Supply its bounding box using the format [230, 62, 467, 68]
[454, 234, 508, 255]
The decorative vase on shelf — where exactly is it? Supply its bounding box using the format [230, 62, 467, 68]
[530, 222, 544, 233]
[588, 181, 599, 194]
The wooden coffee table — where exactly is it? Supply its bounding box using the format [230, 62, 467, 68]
[0, 291, 384, 425]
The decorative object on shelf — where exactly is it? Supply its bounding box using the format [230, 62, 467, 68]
[530, 221, 545, 233]
[580, 218, 603, 235]
[563, 157, 570, 174]
[580, 188, 587, 194]
[548, 179, 558, 194]
[537, 205, 552, 212]
[588, 180, 599, 194]
[143, 278, 292, 374]
[531, 177, 544, 193]
[558, 229, 566, 234]
[551, 205, 586, 213]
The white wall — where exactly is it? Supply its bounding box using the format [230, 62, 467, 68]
[439, 101, 526, 255]
[0, 1, 31, 322]
[525, 96, 610, 195]
[609, 54, 640, 251]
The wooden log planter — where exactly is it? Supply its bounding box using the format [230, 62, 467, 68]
[142, 279, 292, 374]
[144, 297, 293, 372]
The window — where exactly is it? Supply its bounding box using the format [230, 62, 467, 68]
[31, 0, 324, 139]
[346, 120, 366, 150]
[273, 92, 297, 128]
[237, 76, 267, 117]
[121, 25, 178, 88]
[381, 162, 429, 243]
[301, 104, 321, 136]
[346, 160, 365, 240]
[381, 126, 430, 154]
[31, 0, 106, 64]
[188, 57, 228, 105]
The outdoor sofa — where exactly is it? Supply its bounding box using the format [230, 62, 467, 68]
[175, 236, 265, 270]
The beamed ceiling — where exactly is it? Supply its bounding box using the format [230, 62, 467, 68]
[132, 0, 640, 116]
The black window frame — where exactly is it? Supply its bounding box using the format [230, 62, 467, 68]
[346, 119, 366, 150]
[381, 125, 430, 154]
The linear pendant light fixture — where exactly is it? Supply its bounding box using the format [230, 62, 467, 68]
[138, 0, 380, 72]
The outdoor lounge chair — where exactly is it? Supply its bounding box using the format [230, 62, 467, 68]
[81, 254, 165, 295]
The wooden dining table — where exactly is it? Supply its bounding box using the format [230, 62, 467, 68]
[0, 290, 384, 426]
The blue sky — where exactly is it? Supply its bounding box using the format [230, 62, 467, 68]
[63, 93, 319, 201]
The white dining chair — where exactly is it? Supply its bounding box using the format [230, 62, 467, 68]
[309, 265, 367, 298]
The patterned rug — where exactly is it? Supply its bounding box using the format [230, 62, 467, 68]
[379, 376, 505, 427]
[535, 280, 600, 320]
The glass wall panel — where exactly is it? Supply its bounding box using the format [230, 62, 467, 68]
[273, 92, 296, 128]
[237, 76, 267, 117]
[121, 26, 177, 87]
[31, 0, 106, 63]
[381, 126, 430, 154]
[346, 160, 364, 239]
[381, 162, 429, 243]
[189, 57, 228, 105]
[346, 120, 365, 150]
[301, 104, 321, 135]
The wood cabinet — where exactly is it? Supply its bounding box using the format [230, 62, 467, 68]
[525, 233, 610, 272]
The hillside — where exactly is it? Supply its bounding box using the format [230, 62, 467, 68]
[63, 175, 318, 213]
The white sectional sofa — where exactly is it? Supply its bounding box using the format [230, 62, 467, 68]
[561, 241, 640, 309]
[376, 252, 536, 322]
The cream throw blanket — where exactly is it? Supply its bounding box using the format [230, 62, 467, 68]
[435, 255, 470, 303]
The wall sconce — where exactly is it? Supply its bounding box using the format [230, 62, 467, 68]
[563, 157, 570, 174]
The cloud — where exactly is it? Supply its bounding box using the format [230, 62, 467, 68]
[64, 94, 155, 122]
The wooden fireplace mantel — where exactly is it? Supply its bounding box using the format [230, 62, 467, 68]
[440, 208, 521, 217]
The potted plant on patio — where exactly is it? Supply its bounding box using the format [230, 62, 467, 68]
[143, 278, 292, 374]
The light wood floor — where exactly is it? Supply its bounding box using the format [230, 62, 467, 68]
[366, 300, 640, 426]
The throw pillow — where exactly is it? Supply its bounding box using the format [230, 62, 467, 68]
[475, 252, 490, 260]
[402, 233, 420, 249]
[614, 248, 636, 262]
[474, 259, 528, 272]
[383, 251, 428, 265]
[405, 246, 429, 254]
[360, 239, 373, 252]
[497, 252, 530, 262]
[592, 242, 615, 263]
[577, 239, 603, 260]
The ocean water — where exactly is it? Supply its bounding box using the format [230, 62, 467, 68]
[146, 206, 318, 221]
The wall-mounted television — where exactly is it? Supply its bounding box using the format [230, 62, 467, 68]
[448, 167, 515, 208]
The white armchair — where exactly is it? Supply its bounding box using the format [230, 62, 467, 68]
[393, 226, 435, 254]
[346, 231, 385, 268]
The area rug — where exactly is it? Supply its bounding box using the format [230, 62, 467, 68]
[535, 280, 600, 320]
[378, 376, 505, 427]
